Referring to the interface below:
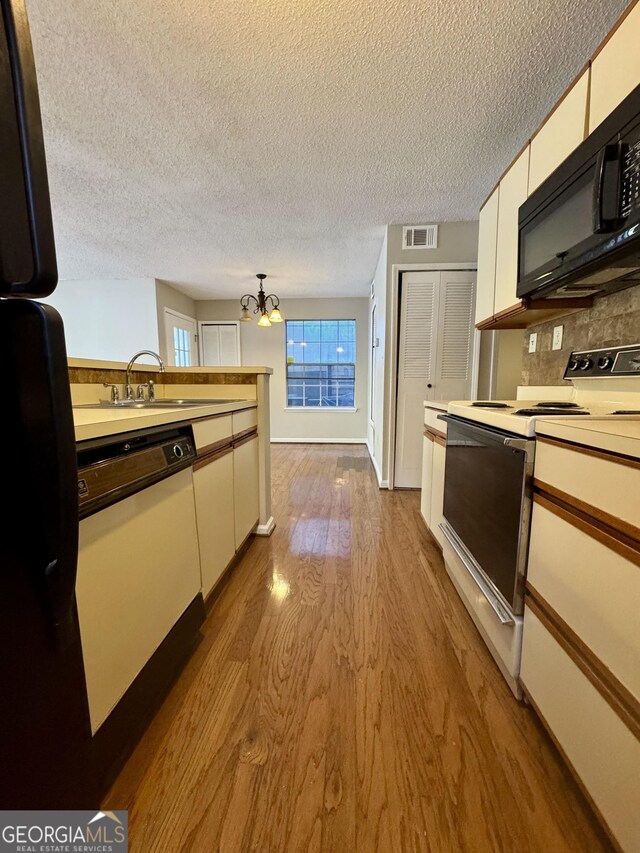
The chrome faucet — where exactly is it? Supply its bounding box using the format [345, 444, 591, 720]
[125, 350, 165, 400]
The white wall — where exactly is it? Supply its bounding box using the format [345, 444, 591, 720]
[155, 280, 197, 363]
[43, 279, 160, 364]
[197, 297, 369, 442]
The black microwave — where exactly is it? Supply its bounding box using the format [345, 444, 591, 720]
[517, 81, 640, 302]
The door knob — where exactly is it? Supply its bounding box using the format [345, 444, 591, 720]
[427, 383, 433, 389]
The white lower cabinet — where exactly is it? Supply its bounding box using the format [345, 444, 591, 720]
[193, 447, 236, 599]
[522, 442, 640, 852]
[420, 407, 447, 548]
[233, 435, 260, 548]
[521, 608, 640, 853]
[430, 439, 446, 548]
[420, 435, 434, 525]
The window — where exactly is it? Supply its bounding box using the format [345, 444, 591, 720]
[173, 326, 192, 366]
[286, 320, 356, 408]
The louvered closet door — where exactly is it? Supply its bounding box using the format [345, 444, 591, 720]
[394, 271, 438, 488]
[433, 271, 476, 400]
[394, 270, 476, 488]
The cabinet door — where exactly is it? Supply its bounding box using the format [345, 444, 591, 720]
[430, 438, 446, 548]
[529, 69, 589, 193]
[420, 434, 434, 527]
[589, 3, 640, 133]
[233, 435, 259, 548]
[193, 449, 236, 599]
[475, 186, 499, 324]
[494, 146, 530, 315]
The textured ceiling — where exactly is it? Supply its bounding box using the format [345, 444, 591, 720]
[27, 0, 630, 298]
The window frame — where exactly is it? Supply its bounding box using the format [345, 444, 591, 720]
[284, 319, 357, 412]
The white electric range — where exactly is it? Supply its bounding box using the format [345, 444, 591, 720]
[448, 343, 640, 436]
[438, 343, 640, 698]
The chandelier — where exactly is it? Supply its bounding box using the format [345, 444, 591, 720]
[239, 274, 283, 327]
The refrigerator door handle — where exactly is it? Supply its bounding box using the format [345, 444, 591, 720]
[2, 300, 80, 646]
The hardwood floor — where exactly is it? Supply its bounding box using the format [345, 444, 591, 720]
[105, 444, 610, 852]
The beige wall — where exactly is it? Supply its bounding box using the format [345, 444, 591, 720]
[386, 222, 479, 270]
[196, 297, 370, 441]
[494, 330, 525, 398]
[155, 280, 197, 363]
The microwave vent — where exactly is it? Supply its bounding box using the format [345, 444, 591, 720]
[403, 224, 438, 250]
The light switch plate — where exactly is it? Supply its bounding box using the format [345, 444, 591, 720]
[552, 325, 564, 350]
[528, 332, 538, 354]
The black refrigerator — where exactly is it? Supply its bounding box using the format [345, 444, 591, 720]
[0, 0, 94, 807]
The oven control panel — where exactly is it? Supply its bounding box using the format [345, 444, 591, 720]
[564, 343, 640, 378]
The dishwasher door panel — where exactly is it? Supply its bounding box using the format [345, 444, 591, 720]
[76, 467, 201, 734]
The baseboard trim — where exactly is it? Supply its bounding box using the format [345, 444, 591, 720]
[271, 437, 367, 444]
[256, 516, 276, 536]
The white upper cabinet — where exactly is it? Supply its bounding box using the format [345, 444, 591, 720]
[494, 146, 530, 315]
[529, 69, 590, 194]
[475, 186, 499, 325]
[589, 3, 640, 133]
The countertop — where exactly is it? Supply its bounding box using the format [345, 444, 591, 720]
[535, 416, 640, 459]
[74, 399, 257, 442]
[423, 400, 449, 412]
[68, 357, 273, 375]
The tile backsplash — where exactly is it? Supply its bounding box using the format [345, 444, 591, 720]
[521, 287, 640, 386]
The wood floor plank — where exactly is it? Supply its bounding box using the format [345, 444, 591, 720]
[104, 444, 612, 852]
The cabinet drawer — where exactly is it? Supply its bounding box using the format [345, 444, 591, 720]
[521, 608, 640, 853]
[233, 407, 258, 436]
[424, 407, 447, 434]
[191, 414, 233, 454]
[534, 438, 640, 538]
[528, 497, 640, 697]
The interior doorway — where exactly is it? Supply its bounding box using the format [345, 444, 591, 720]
[393, 269, 476, 488]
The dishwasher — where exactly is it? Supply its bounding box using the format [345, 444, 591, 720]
[75, 423, 205, 768]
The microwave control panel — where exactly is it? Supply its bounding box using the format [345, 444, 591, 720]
[564, 343, 640, 377]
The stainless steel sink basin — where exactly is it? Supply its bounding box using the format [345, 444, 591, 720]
[75, 398, 244, 410]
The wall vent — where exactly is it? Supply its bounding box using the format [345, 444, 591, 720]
[402, 224, 438, 250]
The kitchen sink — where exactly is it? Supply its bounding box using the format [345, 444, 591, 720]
[75, 398, 244, 409]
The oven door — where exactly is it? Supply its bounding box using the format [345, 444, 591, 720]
[439, 415, 534, 617]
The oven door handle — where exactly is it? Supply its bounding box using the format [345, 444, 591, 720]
[439, 523, 515, 626]
[438, 414, 535, 456]
[503, 436, 532, 452]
